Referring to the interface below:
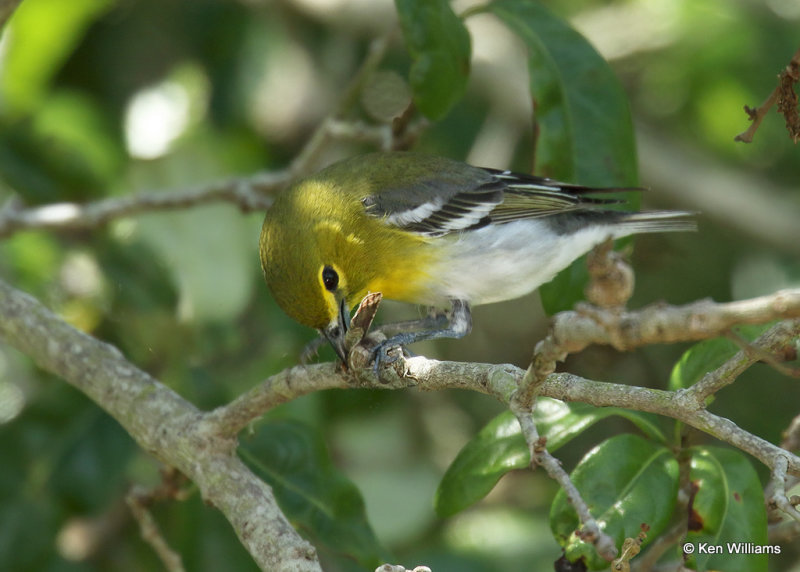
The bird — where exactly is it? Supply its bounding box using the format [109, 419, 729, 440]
[258, 152, 694, 367]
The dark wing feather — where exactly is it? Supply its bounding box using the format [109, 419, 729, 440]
[486, 168, 630, 223]
[360, 155, 637, 237]
[360, 158, 506, 236]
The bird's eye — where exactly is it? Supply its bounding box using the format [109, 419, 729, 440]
[321, 266, 339, 291]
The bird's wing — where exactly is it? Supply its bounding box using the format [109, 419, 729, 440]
[362, 176, 503, 236]
[485, 169, 629, 224]
[362, 162, 629, 237]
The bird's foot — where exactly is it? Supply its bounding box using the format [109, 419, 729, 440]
[369, 338, 411, 377]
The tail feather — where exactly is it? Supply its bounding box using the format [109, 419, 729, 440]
[617, 210, 698, 234]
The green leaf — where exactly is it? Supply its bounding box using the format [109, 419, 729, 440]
[395, 0, 471, 120]
[435, 399, 665, 517]
[170, 494, 261, 572]
[0, 92, 124, 204]
[537, 257, 589, 317]
[550, 434, 679, 570]
[1, 0, 113, 115]
[488, 0, 636, 186]
[0, 384, 135, 513]
[0, 498, 58, 570]
[50, 409, 137, 512]
[239, 420, 389, 568]
[488, 0, 638, 314]
[684, 447, 768, 572]
[669, 324, 773, 390]
[669, 337, 740, 391]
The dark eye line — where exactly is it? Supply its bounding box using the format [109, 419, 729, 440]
[321, 265, 339, 291]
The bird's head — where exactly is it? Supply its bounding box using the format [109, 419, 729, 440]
[259, 178, 370, 362]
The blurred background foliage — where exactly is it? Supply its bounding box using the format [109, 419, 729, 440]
[0, 0, 799, 570]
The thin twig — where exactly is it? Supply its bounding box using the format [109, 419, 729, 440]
[632, 521, 686, 572]
[0, 117, 394, 240]
[212, 289, 800, 437]
[0, 172, 286, 239]
[0, 36, 399, 242]
[285, 35, 392, 177]
[767, 455, 800, 524]
[612, 525, 649, 572]
[515, 290, 800, 410]
[734, 87, 780, 143]
[735, 46, 800, 143]
[513, 406, 618, 561]
[724, 325, 800, 378]
[541, 372, 800, 477]
[0, 278, 321, 571]
[688, 319, 800, 403]
[4, 277, 800, 568]
[782, 412, 800, 451]
[506, 242, 633, 563]
[126, 487, 186, 572]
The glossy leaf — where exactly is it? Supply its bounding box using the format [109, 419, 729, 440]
[240, 420, 388, 568]
[395, 0, 471, 119]
[550, 434, 679, 570]
[684, 447, 768, 572]
[435, 399, 665, 517]
[488, 0, 636, 187]
[488, 0, 638, 314]
[669, 324, 773, 390]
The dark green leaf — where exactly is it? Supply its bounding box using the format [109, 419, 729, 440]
[0, 111, 116, 204]
[684, 447, 768, 572]
[169, 494, 260, 572]
[669, 337, 740, 391]
[395, 0, 471, 119]
[550, 434, 679, 570]
[0, 498, 58, 570]
[488, 0, 638, 314]
[669, 324, 773, 390]
[435, 399, 665, 517]
[435, 411, 525, 518]
[537, 257, 589, 316]
[488, 0, 636, 185]
[0, 384, 135, 514]
[240, 419, 389, 568]
[50, 409, 137, 512]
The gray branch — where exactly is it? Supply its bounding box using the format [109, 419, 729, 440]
[2, 278, 800, 568]
[0, 279, 320, 572]
[0, 172, 285, 238]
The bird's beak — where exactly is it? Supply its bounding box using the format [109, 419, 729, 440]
[322, 298, 350, 363]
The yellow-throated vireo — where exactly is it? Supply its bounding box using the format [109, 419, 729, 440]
[259, 152, 694, 366]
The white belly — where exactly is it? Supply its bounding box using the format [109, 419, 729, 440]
[422, 219, 623, 306]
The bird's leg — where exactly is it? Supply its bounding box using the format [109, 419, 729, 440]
[371, 310, 448, 338]
[371, 299, 472, 373]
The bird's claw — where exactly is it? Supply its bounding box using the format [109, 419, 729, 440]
[370, 341, 402, 376]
